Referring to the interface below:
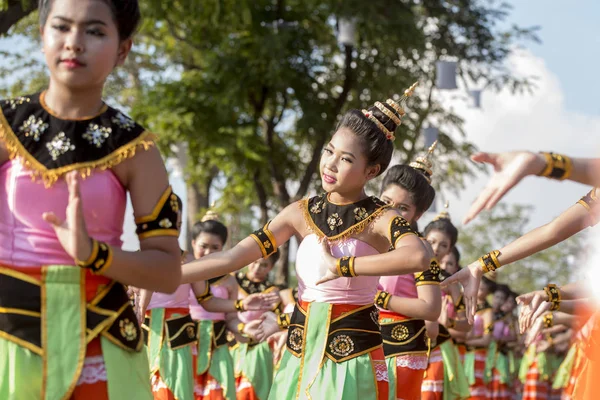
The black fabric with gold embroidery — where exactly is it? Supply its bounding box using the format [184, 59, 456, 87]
[135, 187, 180, 240]
[213, 320, 228, 348]
[414, 258, 442, 286]
[208, 275, 228, 285]
[236, 272, 283, 314]
[0, 93, 153, 187]
[380, 318, 428, 357]
[454, 292, 466, 313]
[165, 314, 197, 350]
[250, 223, 278, 258]
[301, 194, 390, 241]
[434, 325, 452, 348]
[0, 272, 143, 354]
[286, 304, 382, 363]
[389, 216, 417, 249]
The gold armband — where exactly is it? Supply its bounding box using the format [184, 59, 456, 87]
[250, 221, 278, 259]
[234, 299, 245, 312]
[578, 188, 599, 226]
[336, 256, 356, 277]
[135, 186, 181, 240]
[543, 313, 554, 329]
[478, 250, 501, 273]
[237, 322, 246, 335]
[538, 152, 573, 180]
[76, 239, 113, 275]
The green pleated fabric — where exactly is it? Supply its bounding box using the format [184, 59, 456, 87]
[464, 351, 476, 385]
[238, 341, 273, 400]
[441, 341, 470, 400]
[101, 336, 153, 399]
[268, 302, 385, 400]
[207, 345, 236, 400]
[196, 320, 214, 375]
[0, 337, 42, 399]
[552, 344, 577, 389]
[385, 356, 396, 400]
[483, 341, 497, 384]
[519, 345, 536, 384]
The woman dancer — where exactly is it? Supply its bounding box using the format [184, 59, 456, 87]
[180, 85, 434, 399]
[0, 0, 185, 398]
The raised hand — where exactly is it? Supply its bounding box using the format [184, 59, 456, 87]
[42, 171, 93, 263]
[243, 292, 280, 311]
[463, 151, 545, 224]
[243, 319, 263, 341]
[255, 312, 281, 342]
[315, 239, 341, 285]
[441, 261, 483, 324]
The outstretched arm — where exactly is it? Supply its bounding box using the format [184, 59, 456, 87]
[181, 202, 300, 283]
[385, 284, 441, 322]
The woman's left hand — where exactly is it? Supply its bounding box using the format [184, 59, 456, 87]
[43, 171, 93, 263]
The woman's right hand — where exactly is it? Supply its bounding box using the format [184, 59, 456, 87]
[463, 151, 546, 224]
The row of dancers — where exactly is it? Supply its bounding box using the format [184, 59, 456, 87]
[0, 0, 598, 399]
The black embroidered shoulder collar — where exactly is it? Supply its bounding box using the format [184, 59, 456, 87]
[236, 272, 277, 295]
[300, 193, 390, 241]
[0, 92, 155, 187]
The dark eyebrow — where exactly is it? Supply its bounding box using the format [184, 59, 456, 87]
[53, 16, 108, 26]
[327, 142, 355, 158]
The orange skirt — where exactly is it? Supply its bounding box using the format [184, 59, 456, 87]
[468, 349, 488, 400]
[487, 367, 511, 400]
[522, 360, 550, 400]
[421, 348, 444, 400]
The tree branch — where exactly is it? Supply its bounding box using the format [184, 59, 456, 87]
[264, 94, 291, 208]
[294, 44, 354, 201]
[253, 170, 270, 224]
[0, 0, 37, 36]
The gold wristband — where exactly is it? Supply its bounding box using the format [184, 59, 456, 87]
[75, 239, 113, 275]
[237, 322, 246, 334]
[447, 318, 456, 329]
[336, 256, 356, 277]
[234, 299, 245, 312]
[375, 290, 392, 310]
[543, 313, 554, 329]
[538, 152, 573, 180]
[277, 314, 291, 329]
[478, 250, 501, 273]
[544, 284, 561, 311]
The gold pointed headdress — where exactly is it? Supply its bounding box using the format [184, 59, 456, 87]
[362, 82, 419, 141]
[201, 202, 220, 222]
[409, 140, 437, 183]
[433, 201, 451, 221]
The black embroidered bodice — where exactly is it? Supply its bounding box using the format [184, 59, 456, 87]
[300, 194, 390, 241]
[0, 92, 154, 187]
[236, 272, 278, 295]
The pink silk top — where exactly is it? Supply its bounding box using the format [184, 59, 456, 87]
[147, 283, 191, 310]
[0, 159, 126, 267]
[378, 274, 417, 300]
[189, 283, 228, 321]
[296, 234, 380, 305]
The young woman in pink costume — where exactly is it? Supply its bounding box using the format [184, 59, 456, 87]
[0, 0, 185, 398]
[179, 85, 434, 400]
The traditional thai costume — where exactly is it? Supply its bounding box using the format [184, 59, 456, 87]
[233, 272, 282, 400]
[268, 194, 415, 400]
[0, 92, 163, 399]
[519, 339, 551, 400]
[486, 312, 513, 400]
[464, 301, 493, 400]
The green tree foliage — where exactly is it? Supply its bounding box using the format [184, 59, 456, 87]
[0, 0, 540, 283]
[458, 203, 586, 294]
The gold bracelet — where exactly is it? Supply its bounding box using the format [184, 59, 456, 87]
[375, 290, 392, 310]
[544, 284, 561, 311]
[237, 322, 246, 334]
[447, 318, 456, 329]
[337, 256, 357, 277]
[234, 299, 245, 312]
[538, 152, 573, 180]
[75, 238, 113, 275]
[478, 250, 501, 273]
[543, 313, 554, 329]
[277, 314, 291, 329]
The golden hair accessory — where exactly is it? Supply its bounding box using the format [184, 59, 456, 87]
[362, 109, 395, 140]
[201, 202, 220, 222]
[374, 101, 401, 125]
[409, 140, 438, 183]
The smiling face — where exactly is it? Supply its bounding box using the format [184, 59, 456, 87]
[380, 183, 421, 224]
[247, 259, 274, 282]
[320, 127, 380, 196]
[41, 0, 131, 91]
[425, 229, 452, 260]
[192, 232, 224, 259]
